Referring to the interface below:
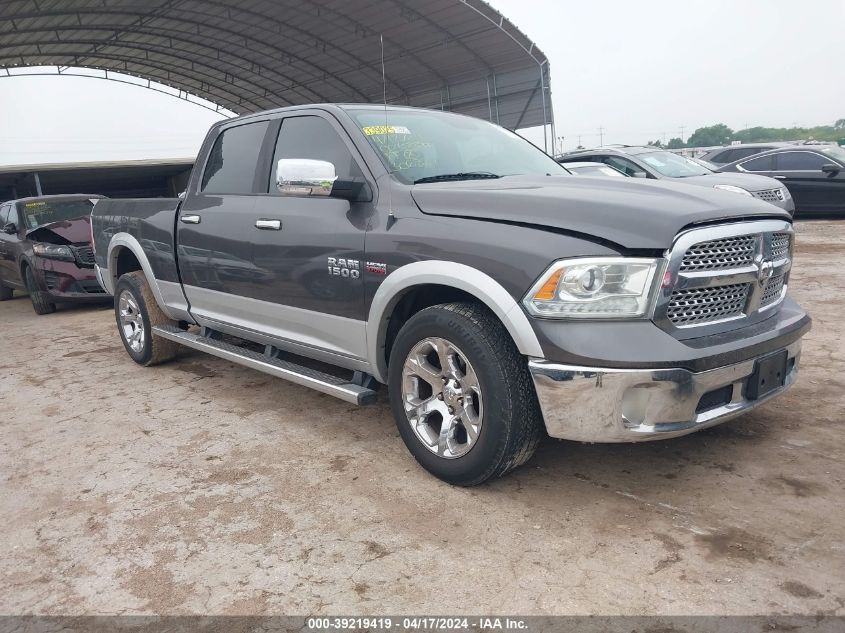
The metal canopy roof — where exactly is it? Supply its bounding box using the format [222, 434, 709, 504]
[0, 0, 553, 133]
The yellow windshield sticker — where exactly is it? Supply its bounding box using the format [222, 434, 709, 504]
[25, 202, 46, 208]
[362, 125, 411, 136]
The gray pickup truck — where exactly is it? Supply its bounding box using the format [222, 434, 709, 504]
[92, 104, 810, 485]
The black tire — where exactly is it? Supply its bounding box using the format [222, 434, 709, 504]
[388, 302, 542, 486]
[24, 266, 56, 315]
[114, 271, 179, 366]
[0, 284, 12, 301]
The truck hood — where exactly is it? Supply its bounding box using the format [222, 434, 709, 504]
[25, 215, 92, 244]
[670, 171, 786, 192]
[410, 175, 790, 250]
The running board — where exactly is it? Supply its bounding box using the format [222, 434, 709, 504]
[152, 325, 377, 405]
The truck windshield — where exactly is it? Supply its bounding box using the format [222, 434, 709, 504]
[348, 108, 567, 184]
[17, 199, 95, 230]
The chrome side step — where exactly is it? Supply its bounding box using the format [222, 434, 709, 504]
[152, 325, 378, 405]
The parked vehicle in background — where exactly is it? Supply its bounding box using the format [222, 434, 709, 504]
[92, 104, 809, 486]
[0, 195, 109, 314]
[558, 161, 627, 178]
[717, 145, 845, 216]
[559, 146, 795, 214]
[688, 156, 718, 171]
[700, 143, 794, 166]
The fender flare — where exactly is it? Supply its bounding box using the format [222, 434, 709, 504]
[366, 260, 545, 382]
[105, 233, 179, 320]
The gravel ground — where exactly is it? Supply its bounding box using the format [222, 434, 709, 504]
[0, 220, 843, 616]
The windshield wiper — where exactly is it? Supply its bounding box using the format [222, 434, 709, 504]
[413, 172, 501, 184]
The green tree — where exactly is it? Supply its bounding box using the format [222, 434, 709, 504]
[687, 124, 734, 147]
[666, 137, 685, 149]
[835, 119, 845, 130]
[647, 139, 663, 148]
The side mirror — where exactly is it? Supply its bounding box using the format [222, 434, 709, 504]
[275, 158, 369, 201]
[631, 171, 648, 178]
[2, 223, 16, 235]
[276, 159, 337, 197]
[821, 163, 840, 174]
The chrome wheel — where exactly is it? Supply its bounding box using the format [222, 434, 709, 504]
[401, 337, 483, 459]
[118, 290, 145, 353]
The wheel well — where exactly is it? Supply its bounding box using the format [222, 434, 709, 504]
[115, 247, 143, 279]
[383, 284, 483, 368]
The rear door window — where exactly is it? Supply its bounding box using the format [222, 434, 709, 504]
[201, 121, 271, 194]
[0, 205, 8, 226]
[739, 154, 774, 172]
[775, 151, 828, 171]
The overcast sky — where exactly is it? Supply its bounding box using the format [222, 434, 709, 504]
[1, 0, 843, 165]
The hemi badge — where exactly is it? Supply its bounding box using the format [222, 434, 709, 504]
[366, 262, 387, 275]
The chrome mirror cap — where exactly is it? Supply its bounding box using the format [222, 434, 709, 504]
[276, 159, 337, 197]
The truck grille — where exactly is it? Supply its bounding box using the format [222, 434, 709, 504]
[679, 235, 756, 272]
[752, 188, 785, 203]
[71, 245, 95, 268]
[657, 221, 793, 335]
[771, 232, 791, 260]
[667, 283, 750, 326]
[761, 274, 785, 307]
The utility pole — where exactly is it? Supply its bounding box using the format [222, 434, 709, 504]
[577, 134, 582, 147]
[680, 125, 685, 143]
[598, 126, 605, 146]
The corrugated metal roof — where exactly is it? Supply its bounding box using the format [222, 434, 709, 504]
[0, 0, 552, 130]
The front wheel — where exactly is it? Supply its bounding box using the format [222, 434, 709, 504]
[388, 302, 543, 486]
[24, 266, 55, 315]
[114, 271, 178, 366]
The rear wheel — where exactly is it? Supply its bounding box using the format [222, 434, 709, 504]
[24, 266, 55, 315]
[114, 271, 178, 366]
[388, 302, 542, 486]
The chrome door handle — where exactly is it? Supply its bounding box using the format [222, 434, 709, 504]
[255, 219, 282, 230]
[774, 175, 787, 180]
[180, 214, 201, 224]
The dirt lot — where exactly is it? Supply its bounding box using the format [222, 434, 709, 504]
[1, 220, 843, 616]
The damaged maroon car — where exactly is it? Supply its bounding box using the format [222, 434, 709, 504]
[0, 194, 110, 314]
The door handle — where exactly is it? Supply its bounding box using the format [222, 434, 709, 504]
[255, 219, 282, 230]
[774, 175, 787, 180]
[180, 214, 201, 224]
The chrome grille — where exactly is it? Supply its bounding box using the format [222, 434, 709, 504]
[657, 220, 794, 336]
[667, 283, 750, 326]
[752, 188, 785, 203]
[771, 233, 792, 260]
[680, 235, 757, 272]
[761, 274, 785, 307]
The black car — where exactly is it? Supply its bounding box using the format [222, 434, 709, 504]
[699, 143, 794, 166]
[717, 145, 845, 216]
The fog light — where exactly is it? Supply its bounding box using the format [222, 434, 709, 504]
[622, 387, 651, 427]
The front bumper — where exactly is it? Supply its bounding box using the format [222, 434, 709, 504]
[529, 339, 801, 442]
[33, 259, 109, 302]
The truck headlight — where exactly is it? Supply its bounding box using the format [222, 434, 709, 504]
[714, 184, 752, 196]
[524, 258, 661, 318]
[33, 243, 76, 262]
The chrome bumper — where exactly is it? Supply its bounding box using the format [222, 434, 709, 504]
[529, 340, 801, 443]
